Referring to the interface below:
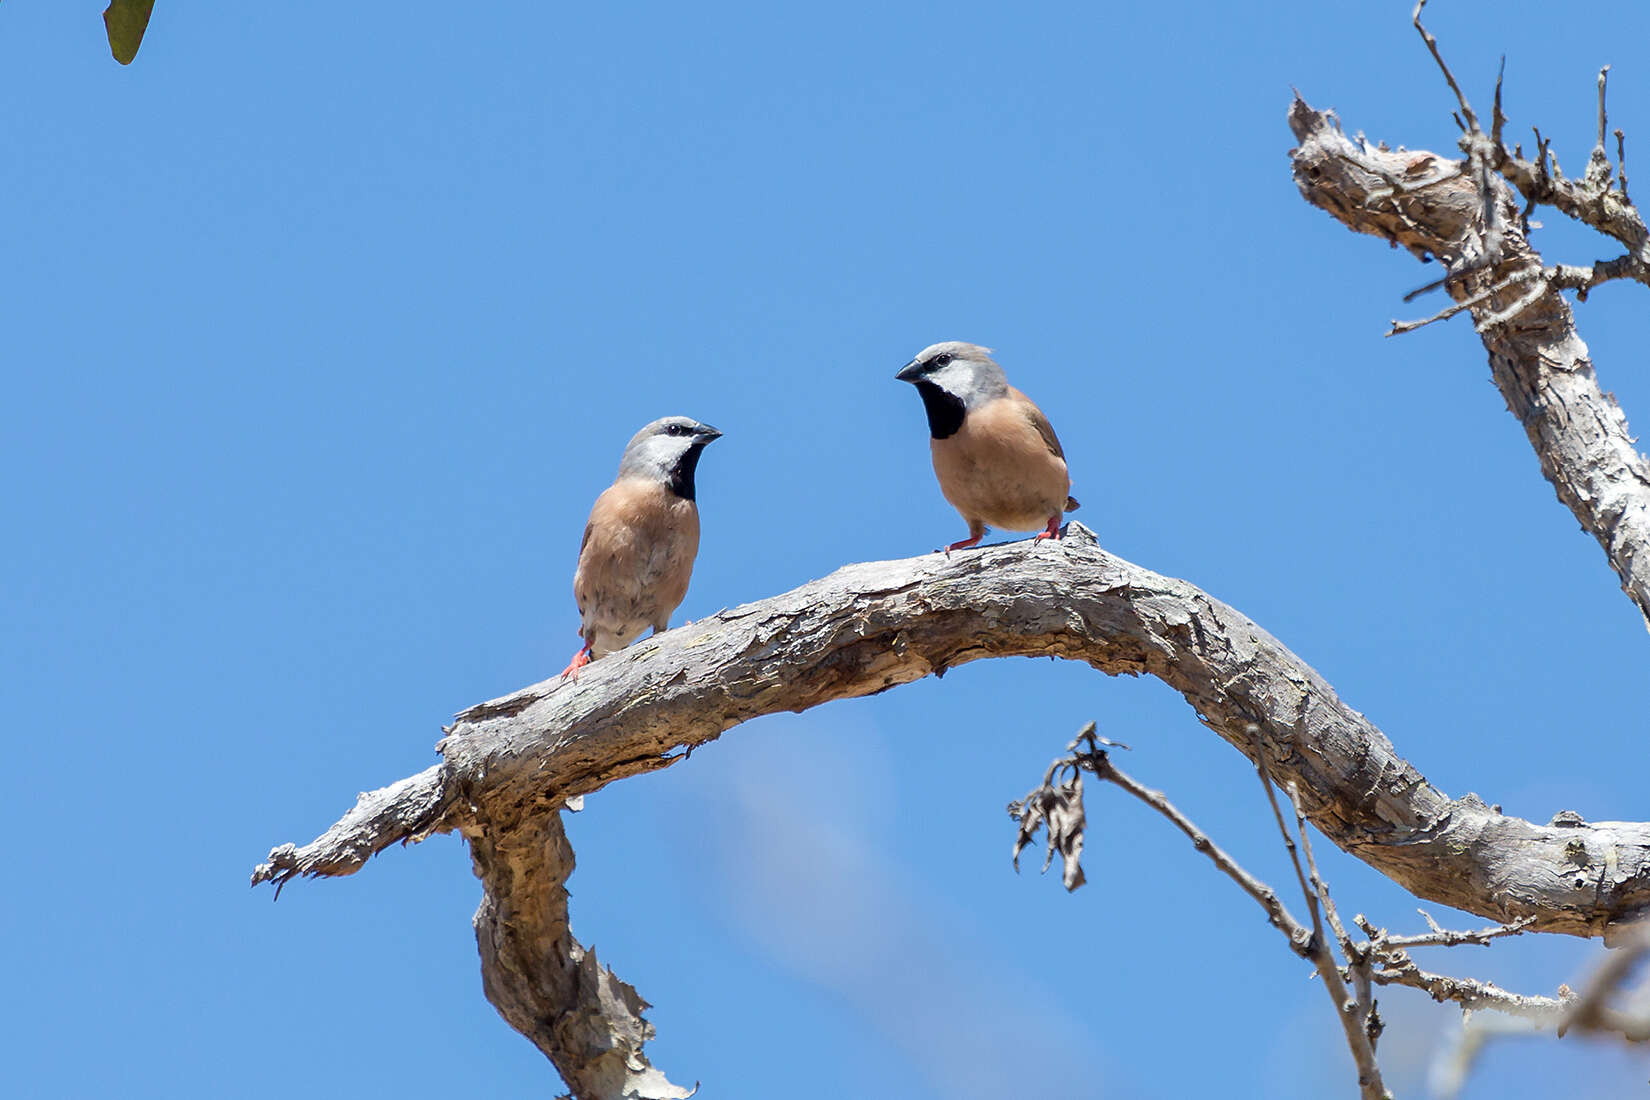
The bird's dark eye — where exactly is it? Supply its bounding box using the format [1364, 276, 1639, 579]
[668, 423, 690, 436]
[933, 353, 953, 368]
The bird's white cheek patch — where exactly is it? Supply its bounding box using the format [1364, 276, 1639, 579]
[929, 362, 975, 399]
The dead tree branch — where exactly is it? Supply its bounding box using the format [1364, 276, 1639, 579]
[1290, 95, 1650, 628]
[1354, 911, 1567, 1022]
[1016, 721, 1648, 1097]
[254, 526, 1650, 941]
[1409, 2, 1648, 280]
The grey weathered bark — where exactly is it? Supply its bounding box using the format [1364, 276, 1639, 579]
[255, 524, 1650, 939]
[470, 810, 694, 1100]
[256, 522, 1650, 1095]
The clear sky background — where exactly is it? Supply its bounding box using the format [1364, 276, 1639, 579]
[3, 2, 1647, 1097]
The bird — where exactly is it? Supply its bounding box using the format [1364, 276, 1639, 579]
[894, 341, 1078, 552]
[560, 416, 722, 680]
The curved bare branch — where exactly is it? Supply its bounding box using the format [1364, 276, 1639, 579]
[254, 524, 1650, 940]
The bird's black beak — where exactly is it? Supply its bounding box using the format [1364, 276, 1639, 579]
[895, 358, 924, 383]
[696, 423, 723, 442]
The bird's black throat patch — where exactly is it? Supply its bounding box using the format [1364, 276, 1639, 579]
[665, 444, 706, 501]
[914, 381, 965, 440]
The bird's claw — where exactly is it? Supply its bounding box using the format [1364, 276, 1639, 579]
[559, 646, 593, 681]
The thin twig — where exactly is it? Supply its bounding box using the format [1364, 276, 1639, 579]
[1291, 782, 1379, 1043]
[1092, 753, 1313, 955]
[1245, 728, 1388, 1097]
[1377, 915, 1536, 950]
[1402, 272, 1452, 302]
[1413, 0, 1478, 132]
[1524, 126, 1553, 227]
[1291, 781, 1351, 950]
[1388, 266, 1542, 334]
[1253, 736, 1321, 944]
[1472, 277, 1547, 331]
[1491, 55, 1508, 149]
[1616, 127, 1631, 204]
[1350, 912, 1581, 1051]
[1368, 953, 1570, 1019]
[1547, 255, 1646, 299]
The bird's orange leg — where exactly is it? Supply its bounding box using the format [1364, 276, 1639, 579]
[1033, 515, 1061, 542]
[943, 533, 984, 553]
[560, 645, 592, 680]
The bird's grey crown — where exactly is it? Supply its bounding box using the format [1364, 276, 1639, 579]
[906, 341, 1009, 409]
[914, 340, 996, 363]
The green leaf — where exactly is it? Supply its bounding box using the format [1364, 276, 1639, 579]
[103, 0, 156, 65]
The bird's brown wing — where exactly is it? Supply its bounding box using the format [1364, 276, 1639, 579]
[573, 521, 594, 614]
[572, 480, 701, 652]
[1010, 387, 1078, 511]
[1011, 387, 1065, 459]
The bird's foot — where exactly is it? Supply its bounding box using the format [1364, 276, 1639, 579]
[559, 646, 593, 681]
[941, 534, 983, 555]
[1033, 516, 1061, 542]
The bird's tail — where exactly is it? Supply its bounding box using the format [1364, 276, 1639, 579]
[1064, 496, 1080, 512]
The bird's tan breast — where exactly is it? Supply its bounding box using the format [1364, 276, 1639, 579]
[930, 394, 1071, 532]
[573, 478, 700, 652]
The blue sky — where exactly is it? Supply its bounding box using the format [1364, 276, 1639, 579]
[3, 2, 1647, 1097]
